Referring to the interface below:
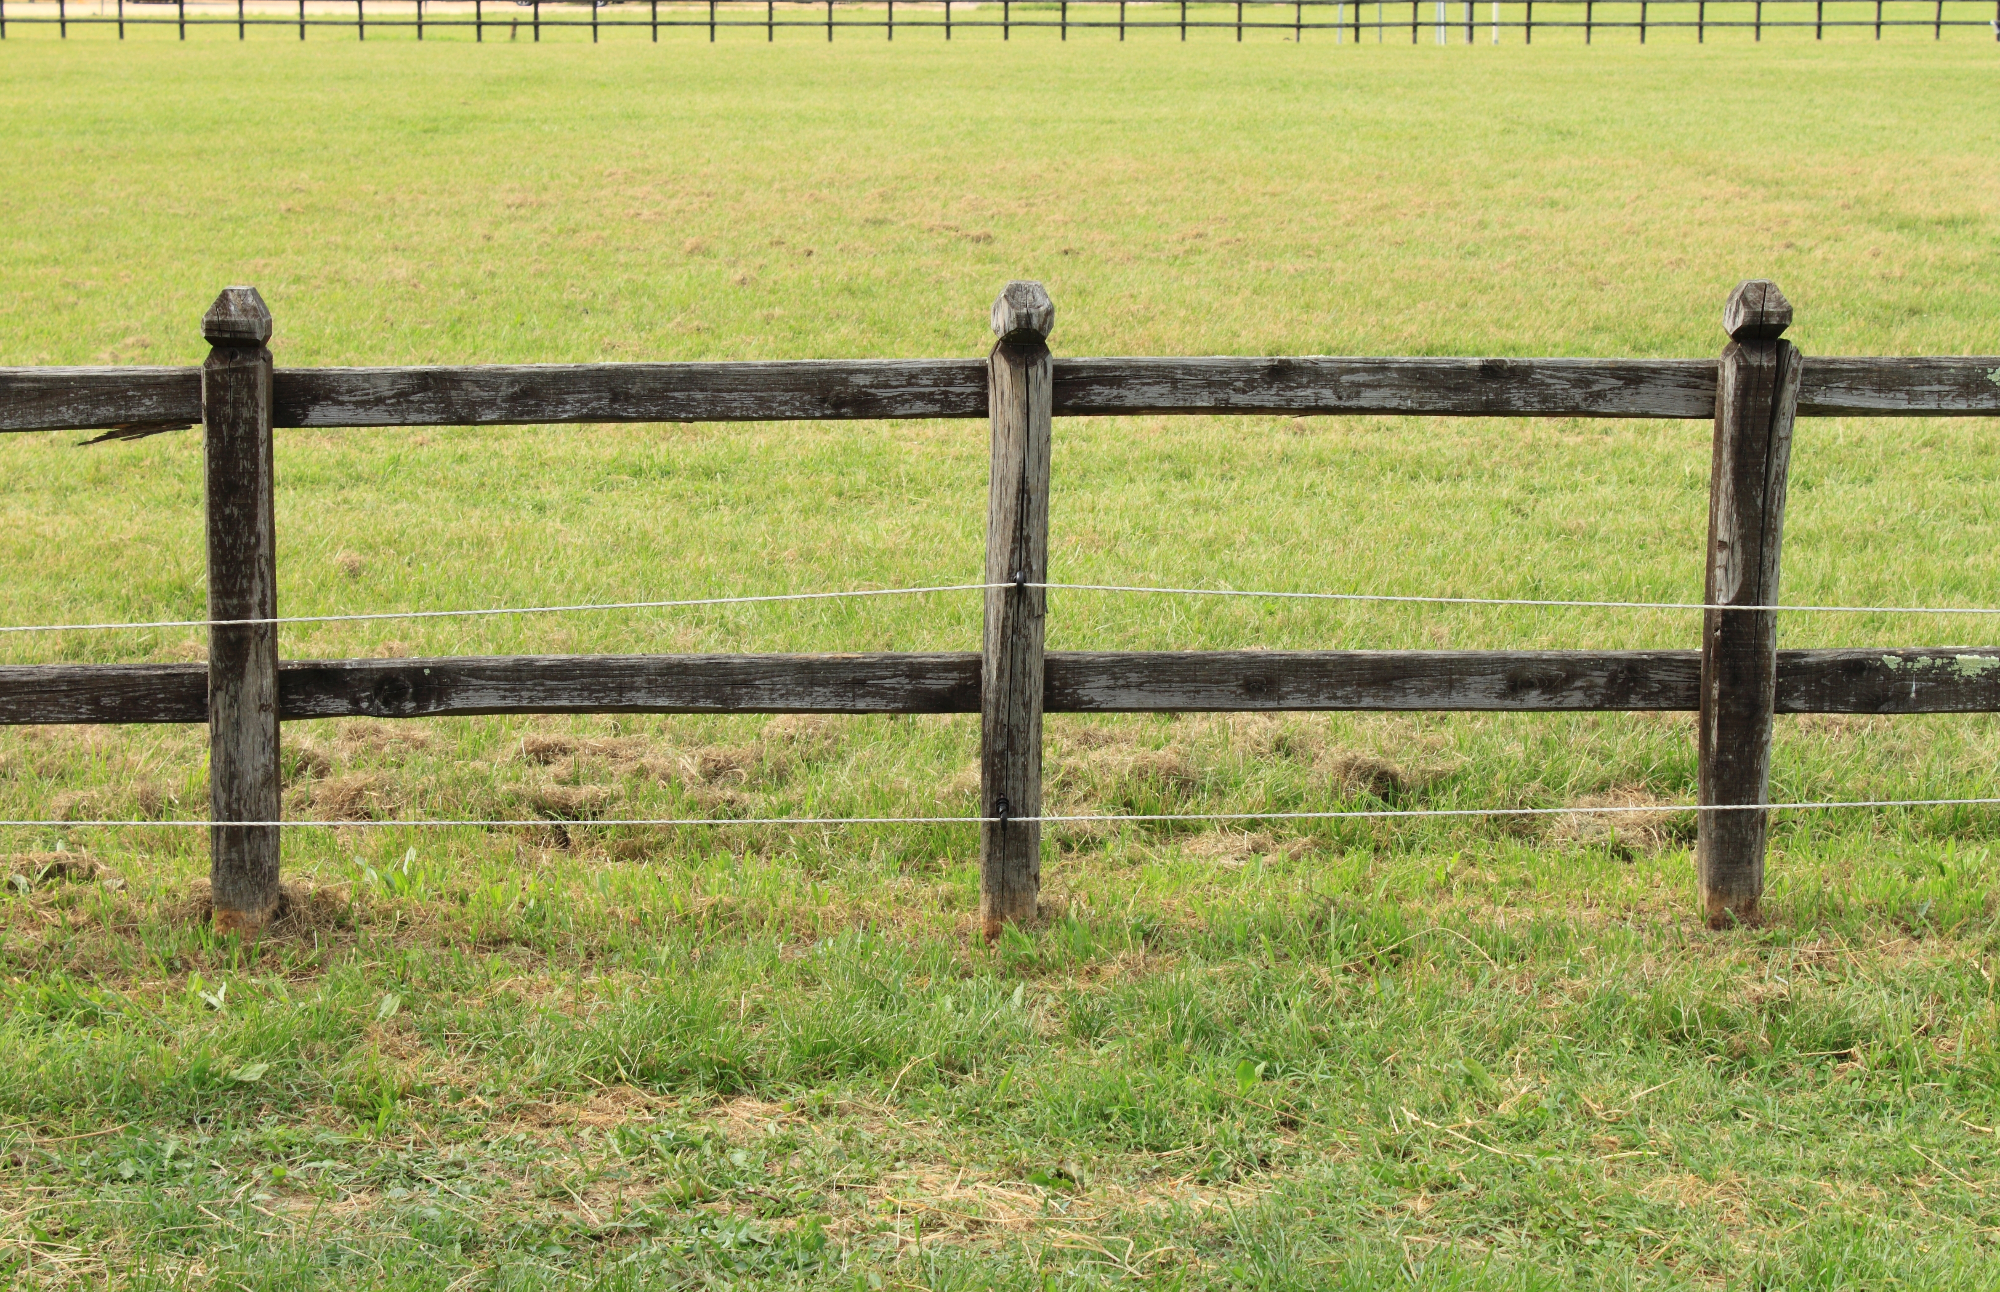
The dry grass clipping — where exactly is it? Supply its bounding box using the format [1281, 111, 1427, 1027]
[178, 878, 354, 936]
[1178, 831, 1308, 868]
[523, 783, 619, 819]
[6, 852, 101, 883]
[1546, 789, 1693, 857]
[308, 772, 399, 822]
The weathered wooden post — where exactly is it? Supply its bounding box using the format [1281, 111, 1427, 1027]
[980, 282, 1053, 942]
[202, 287, 283, 936]
[1697, 280, 1802, 928]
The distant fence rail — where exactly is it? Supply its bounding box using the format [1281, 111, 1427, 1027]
[4, 0, 1998, 42]
[3, 280, 2000, 937]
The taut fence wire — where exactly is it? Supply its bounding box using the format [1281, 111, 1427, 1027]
[14, 799, 2000, 830]
[14, 580, 2000, 637]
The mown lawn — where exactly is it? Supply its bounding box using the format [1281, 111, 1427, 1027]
[3, 35, 2000, 1289]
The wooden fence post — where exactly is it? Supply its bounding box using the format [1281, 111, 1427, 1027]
[1697, 280, 1802, 928]
[980, 282, 1054, 942]
[202, 287, 283, 937]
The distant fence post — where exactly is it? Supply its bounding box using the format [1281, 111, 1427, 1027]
[1696, 280, 1801, 929]
[980, 281, 1054, 942]
[201, 288, 283, 937]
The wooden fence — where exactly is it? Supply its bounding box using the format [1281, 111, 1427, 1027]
[4, 279, 2000, 937]
[4, 0, 1997, 42]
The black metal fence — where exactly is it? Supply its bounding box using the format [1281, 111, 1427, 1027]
[3, 0, 1996, 42]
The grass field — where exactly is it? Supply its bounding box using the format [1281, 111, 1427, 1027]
[5, 36, 2000, 1289]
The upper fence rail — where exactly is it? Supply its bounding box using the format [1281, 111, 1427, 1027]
[6, 354, 2000, 434]
[4, 0, 1998, 43]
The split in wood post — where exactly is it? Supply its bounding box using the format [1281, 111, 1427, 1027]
[1697, 280, 1802, 929]
[201, 287, 283, 937]
[980, 281, 1054, 942]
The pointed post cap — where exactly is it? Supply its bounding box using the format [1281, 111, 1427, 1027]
[1723, 280, 1791, 342]
[203, 286, 272, 346]
[990, 281, 1054, 343]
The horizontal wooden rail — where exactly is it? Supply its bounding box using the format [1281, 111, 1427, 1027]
[8, 647, 2000, 726]
[5, 356, 1997, 435]
[0, 366, 202, 435]
[274, 361, 988, 427]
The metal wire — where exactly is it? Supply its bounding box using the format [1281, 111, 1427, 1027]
[0, 583, 1007, 636]
[10, 798, 2000, 830]
[1034, 583, 2000, 618]
[10, 579, 2000, 638]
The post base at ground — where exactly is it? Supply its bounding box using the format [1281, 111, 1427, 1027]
[1701, 889, 1762, 930]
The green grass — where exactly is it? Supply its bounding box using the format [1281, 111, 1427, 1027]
[4, 35, 2000, 1290]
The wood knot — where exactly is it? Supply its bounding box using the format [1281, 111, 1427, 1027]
[369, 673, 417, 716]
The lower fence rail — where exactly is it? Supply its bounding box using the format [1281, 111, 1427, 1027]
[8, 646, 2000, 726]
